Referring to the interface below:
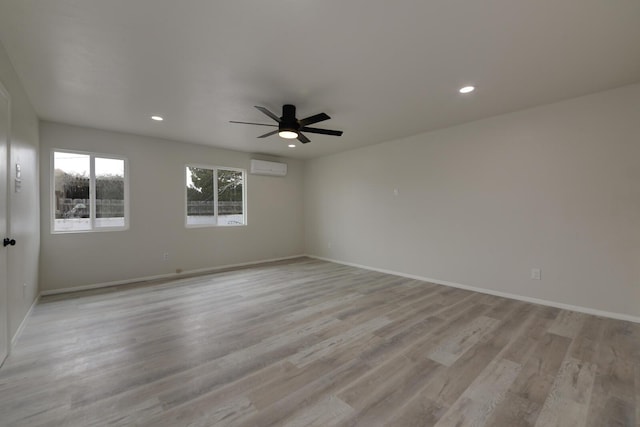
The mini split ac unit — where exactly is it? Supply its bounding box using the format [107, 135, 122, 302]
[250, 159, 287, 176]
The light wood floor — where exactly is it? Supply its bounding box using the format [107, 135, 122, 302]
[1, 258, 638, 426]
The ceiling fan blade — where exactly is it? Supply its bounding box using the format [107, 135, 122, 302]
[230, 121, 277, 127]
[297, 132, 311, 144]
[257, 130, 279, 138]
[254, 106, 281, 122]
[300, 127, 343, 136]
[299, 112, 330, 126]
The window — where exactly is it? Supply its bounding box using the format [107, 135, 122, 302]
[186, 165, 245, 226]
[52, 150, 128, 232]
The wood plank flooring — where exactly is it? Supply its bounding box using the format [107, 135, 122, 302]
[0, 257, 638, 426]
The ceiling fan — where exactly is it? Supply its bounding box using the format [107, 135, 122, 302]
[230, 104, 343, 144]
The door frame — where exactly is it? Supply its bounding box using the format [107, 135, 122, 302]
[0, 79, 12, 366]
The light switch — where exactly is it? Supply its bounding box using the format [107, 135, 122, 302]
[15, 163, 22, 193]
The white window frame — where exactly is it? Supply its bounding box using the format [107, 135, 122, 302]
[50, 149, 129, 234]
[185, 164, 247, 228]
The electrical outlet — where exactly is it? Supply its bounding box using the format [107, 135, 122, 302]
[531, 268, 541, 280]
[23, 283, 27, 298]
[328, 241, 332, 249]
[162, 252, 170, 261]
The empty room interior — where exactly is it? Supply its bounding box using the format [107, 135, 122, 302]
[0, 1, 639, 426]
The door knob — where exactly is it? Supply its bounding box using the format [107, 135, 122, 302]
[3, 238, 16, 247]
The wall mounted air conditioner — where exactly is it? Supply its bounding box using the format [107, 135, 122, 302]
[250, 159, 287, 177]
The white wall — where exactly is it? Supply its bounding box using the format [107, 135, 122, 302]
[0, 41, 40, 340]
[305, 84, 640, 319]
[39, 122, 304, 291]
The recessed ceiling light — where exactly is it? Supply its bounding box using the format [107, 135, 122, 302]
[288, 144, 296, 148]
[459, 86, 475, 94]
[151, 115, 164, 121]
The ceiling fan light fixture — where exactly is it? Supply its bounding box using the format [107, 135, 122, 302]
[230, 104, 342, 144]
[279, 130, 298, 139]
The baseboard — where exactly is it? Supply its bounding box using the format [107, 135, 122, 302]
[40, 254, 307, 296]
[306, 254, 640, 324]
[11, 294, 40, 347]
[35, 253, 640, 324]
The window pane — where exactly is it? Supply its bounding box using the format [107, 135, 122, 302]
[218, 169, 244, 225]
[186, 166, 215, 225]
[95, 157, 125, 228]
[53, 152, 91, 231]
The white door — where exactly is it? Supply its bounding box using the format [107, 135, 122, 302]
[0, 83, 9, 366]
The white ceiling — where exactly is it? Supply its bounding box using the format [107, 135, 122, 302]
[0, 1, 639, 159]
